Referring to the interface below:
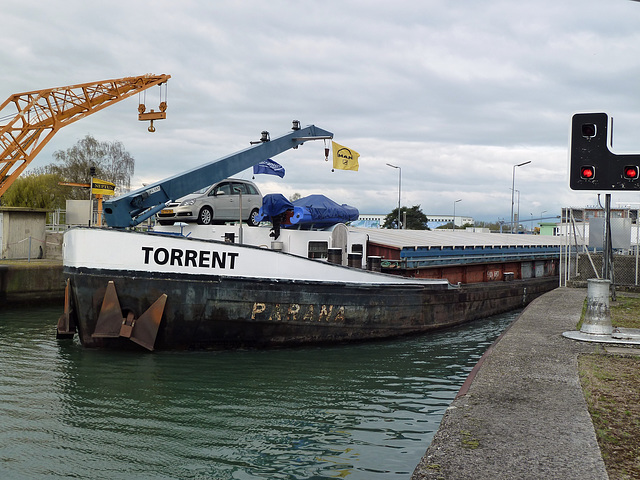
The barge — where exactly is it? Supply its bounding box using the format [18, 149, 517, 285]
[57, 121, 559, 351]
[59, 226, 558, 351]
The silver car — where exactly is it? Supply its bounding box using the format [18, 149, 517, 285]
[157, 178, 263, 226]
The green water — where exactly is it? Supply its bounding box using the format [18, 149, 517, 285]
[0, 304, 517, 479]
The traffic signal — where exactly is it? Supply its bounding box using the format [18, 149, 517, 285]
[623, 165, 639, 180]
[580, 165, 595, 180]
[569, 113, 640, 191]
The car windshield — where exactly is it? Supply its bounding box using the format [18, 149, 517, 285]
[192, 185, 210, 195]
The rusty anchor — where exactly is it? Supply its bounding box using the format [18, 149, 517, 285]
[56, 278, 77, 339]
[92, 281, 167, 351]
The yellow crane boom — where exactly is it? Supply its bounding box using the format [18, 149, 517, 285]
[0, 74, 170, 197]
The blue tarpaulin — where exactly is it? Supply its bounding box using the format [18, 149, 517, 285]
[257, 193, 359, 228]
[257, 194, 293, 220]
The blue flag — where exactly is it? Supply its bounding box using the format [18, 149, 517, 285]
[253, 159, 285, 178]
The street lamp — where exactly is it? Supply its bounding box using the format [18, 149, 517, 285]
[515, 189, 520, 233]
[386, 163, 401, 229]
[453, 199, 461, 231]
[530, 213, 533, 233]
[511, 161, 530, 233]
[539, 210, 547, 233]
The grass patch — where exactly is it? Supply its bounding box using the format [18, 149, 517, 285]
[610, 295, 640, 329]
[576, 292, 640, 330]
[579, 352, 640, 479]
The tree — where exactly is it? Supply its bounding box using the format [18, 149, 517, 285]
[45, 134, 135, 199]
[1, 172, 67, 209]
[383, 205, 429, 230]
[436, 221, 474, 230]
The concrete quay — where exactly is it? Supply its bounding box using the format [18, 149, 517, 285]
[412, 287, 609, 480]
[0, 259, 65, 304]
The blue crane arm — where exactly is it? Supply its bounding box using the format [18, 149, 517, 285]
[103, 124, 333, 228]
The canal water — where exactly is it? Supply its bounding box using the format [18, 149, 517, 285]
[0, 305, 518, 480]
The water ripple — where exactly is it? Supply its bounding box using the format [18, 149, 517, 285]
[0, 305, 518, 479]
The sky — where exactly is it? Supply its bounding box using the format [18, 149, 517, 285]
[3, 0, 640, 224]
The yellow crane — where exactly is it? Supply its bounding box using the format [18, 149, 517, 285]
[0, 74, 170, 198]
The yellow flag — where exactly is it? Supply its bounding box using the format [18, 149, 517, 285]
[332, 141, 360, 171]
[91, 178, 116, 196]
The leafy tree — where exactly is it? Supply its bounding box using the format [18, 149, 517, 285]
[474, 220, 508, 232]
[1, 172, 67, 209]
[383, 205, 429, 230]
[437, 221, 474, 230]
[45, 134, 135, 199]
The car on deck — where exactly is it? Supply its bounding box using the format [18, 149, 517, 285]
[156, 178, 263, 226]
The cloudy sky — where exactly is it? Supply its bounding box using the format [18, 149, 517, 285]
[3, 0, 640, 224]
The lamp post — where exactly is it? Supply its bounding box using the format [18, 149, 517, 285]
[453, 199, 461, 231]
[530, 213, 533, 233]
[511, 161, 531, 233]
[386, 163, 401, 229]
[515, 189, 520, 233]
[539, 210, 547, 233]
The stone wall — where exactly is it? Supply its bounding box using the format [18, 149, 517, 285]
[0, 263, 65, 304]
[45, 232, 63, 260]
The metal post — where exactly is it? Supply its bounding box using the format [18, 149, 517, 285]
[603, 194, 611, 282]
[530, 213, 533, 233]
[386, 163, 401, 229]
[89, 176, 93, 227]
[636, 210, 640, 285]
[516, 190, 520, 233]
[236, 188, 243, 245]
[510, 161, 530, 233]
[453, 199, 461, 231]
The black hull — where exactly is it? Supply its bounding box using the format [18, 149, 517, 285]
[64, 267, 559, 351]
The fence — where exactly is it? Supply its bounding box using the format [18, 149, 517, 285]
[561, 209, 640, 288]
[46, 208, 67, 233]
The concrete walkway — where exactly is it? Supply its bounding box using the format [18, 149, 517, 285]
[412, 287, 609, 480]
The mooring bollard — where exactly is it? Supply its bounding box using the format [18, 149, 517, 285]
[580, 278, 613, 335]
[327, 248, 343, 265]
[367, 256, 382, 272]
[347, 253, 362, 269]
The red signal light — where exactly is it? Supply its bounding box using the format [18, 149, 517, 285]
[623, 165, 639, 180]
[580, 165, 595, 179]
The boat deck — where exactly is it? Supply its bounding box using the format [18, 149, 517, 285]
[352, 228, 570, 268]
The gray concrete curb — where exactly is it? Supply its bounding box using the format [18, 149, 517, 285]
[412, 287, 609, 480]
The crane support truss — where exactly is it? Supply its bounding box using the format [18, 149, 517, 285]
[0, 74, 170, 197]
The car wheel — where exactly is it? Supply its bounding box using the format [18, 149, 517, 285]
[247, 209, 260, 227]
[197, 207, 213, 225]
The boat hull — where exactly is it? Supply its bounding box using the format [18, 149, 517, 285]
[61, 228, 558, 351]
[63, 266, 558, 350]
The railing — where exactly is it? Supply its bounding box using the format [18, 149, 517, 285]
[3, 235, 46, 261]
[46, 208, 67, 232]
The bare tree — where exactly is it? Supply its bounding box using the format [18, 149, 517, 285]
[46, 134, 135, 198]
